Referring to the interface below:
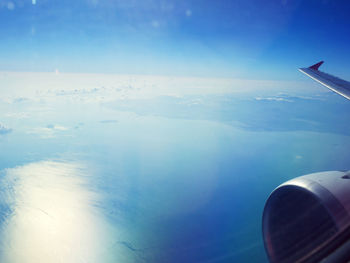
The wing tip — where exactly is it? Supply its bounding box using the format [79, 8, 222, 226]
[309, 61, 324, 71]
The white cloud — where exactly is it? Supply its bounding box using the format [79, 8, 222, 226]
[50, 125, 68, 131]
[255, 97, 294, 102]
[4, 112, 30, 119]
[99, 120, 118, 124]
[28, 125, 69, 138]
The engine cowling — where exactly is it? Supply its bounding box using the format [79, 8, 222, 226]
[262, 171, 350, 263]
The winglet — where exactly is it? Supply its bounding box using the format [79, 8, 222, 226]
[309, 61, 324, 71]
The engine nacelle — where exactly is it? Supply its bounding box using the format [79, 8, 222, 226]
[262, 171, 350, 263]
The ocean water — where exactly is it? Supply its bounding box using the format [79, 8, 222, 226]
[1, 72, 350, 262]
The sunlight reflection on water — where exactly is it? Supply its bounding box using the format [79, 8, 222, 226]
[0, 160, 117, 263]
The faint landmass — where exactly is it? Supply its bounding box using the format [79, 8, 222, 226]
[105, 92, 350, 136]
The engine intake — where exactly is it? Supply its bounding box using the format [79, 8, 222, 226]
[262, 171, 350, 262]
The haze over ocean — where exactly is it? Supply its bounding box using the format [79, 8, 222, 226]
[0, 72, 350, 262]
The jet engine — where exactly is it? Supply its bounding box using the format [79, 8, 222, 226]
[262, 171, 350, 263]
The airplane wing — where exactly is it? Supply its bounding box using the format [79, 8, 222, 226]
[299, 61, 350, 100]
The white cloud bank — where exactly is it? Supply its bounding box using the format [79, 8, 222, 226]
[0, 71, 325, 103]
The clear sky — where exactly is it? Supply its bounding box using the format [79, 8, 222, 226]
[0, 0, 349, 80]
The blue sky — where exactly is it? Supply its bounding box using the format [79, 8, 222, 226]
[0, 0, 349, 79]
